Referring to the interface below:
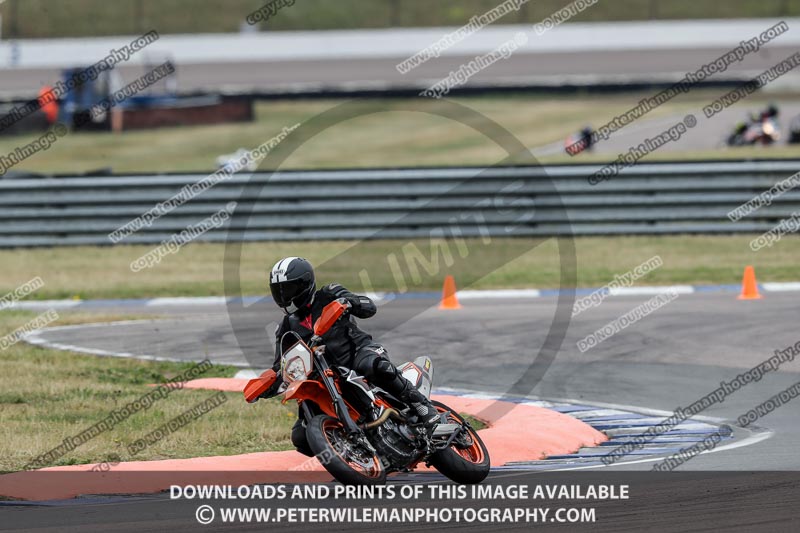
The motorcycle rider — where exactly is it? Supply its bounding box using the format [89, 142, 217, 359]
[761, 103, 779, 121]
[265, 256, 440, 456]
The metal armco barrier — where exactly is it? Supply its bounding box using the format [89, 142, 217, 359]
[0, 160, 798, 247]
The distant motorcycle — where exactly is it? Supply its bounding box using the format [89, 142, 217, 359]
[727, 105, 781, 147]
[726, 116, 780, 146]
[244, 299, 490, 485]
[565, 126, 595, 155]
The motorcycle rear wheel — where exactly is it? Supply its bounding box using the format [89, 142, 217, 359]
[306, 414, 387, 485]
[428, 400, 490, 484]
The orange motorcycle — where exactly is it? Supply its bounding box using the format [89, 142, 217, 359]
[244, 300, 490, 485]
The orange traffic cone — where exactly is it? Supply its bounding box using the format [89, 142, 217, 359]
[438, 275, 462, 310]
[737, 265, 762, 300]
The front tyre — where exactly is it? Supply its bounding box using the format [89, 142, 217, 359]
[305, 414, 386, 485]
[428, 401, 490, 484]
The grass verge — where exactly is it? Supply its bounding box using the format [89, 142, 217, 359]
[0, 311, 296, 473]
[1, 235, 798, 301]
[461, 414, 487, 432]
[1, 93, 796, 174]
[3, 0, 797, 38]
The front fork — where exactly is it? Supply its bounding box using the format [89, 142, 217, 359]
[312, 349, 362, 438]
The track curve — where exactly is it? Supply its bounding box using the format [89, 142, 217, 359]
[24, 291, 800, 471]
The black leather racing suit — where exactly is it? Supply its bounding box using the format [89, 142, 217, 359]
[271, 283, 426, 456]
[272, 283, 378, 372]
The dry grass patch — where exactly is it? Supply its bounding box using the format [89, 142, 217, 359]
[0, 311, 296, 472]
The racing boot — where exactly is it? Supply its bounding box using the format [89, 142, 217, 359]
[399, 384, 441, 430]
[373, 357, 440, 429]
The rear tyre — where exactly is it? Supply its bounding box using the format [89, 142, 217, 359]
[305, 414, 386, 485]
[428, 400, 490, 484]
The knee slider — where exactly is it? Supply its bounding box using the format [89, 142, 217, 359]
[373, 358, 399, 380]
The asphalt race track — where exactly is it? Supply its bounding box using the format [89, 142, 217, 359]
[6, 291, 800, 530]
[3, 46, 795, 97]
[4, 45, 798, 160]
[26, 291, 800, 471]
[7, 49, 799, 160]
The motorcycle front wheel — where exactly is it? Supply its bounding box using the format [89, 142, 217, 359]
[306, 414, 387, 485]
[428, 400, 490, 484]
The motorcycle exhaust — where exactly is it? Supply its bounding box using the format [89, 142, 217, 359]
[362, 407, 403, 429]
